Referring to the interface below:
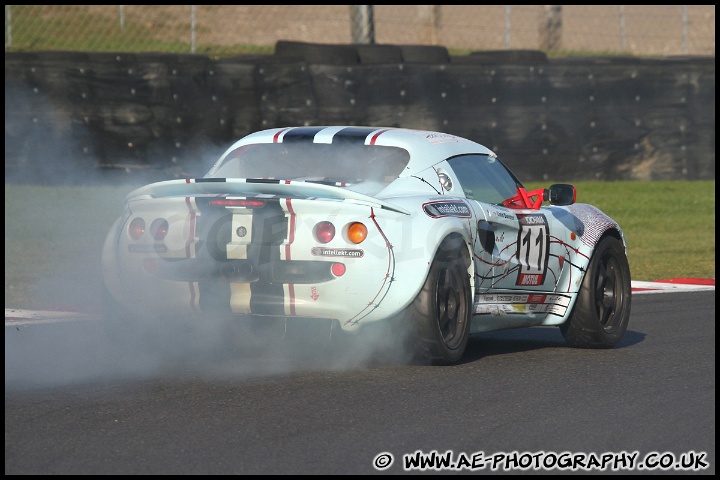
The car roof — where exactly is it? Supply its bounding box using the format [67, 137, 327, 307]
[218, 126, 497, 176]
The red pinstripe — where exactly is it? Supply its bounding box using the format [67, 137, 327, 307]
[273, 127, 292, 143]
[369, 129, 390, 145]
[285, 197, 297, 315]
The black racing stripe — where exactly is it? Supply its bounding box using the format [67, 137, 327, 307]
[196, 209, 233, 315]
[332, 127, 378, 144]
[281, 127, 324, 143]
[249, 198, 286, 315]
[195, 178, 226, 182]
[246, 178, 281, 184]
[194, 198, 288, 316]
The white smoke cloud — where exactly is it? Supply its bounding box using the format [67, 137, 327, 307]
[5, 99, 421, 392]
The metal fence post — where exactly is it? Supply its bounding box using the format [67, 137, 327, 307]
[539, 5, 563, 52]
[505, 5, 511, 49]
[682, 5, 688, 54]
[191, 5, 196, 53]
[619, 5, 627, 50]
[349, 5, 375, 44]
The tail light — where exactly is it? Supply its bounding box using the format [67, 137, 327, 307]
[346, 222, 368, 244]
[150, 218, 169, 241]
[313, 221, 335, 244]
[128, 218, 145, 240]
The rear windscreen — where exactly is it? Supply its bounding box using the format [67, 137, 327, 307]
[208, 143, 410, 190]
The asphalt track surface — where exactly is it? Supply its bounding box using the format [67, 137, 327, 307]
[5, 282, 715, 475]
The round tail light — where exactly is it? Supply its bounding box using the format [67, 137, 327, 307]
[347, 222, 368, 244]
[313, 221, 335, 244]
[128, 218, 145, 240]
[331, 263, 346, 277]
[150, 218, 169, 241]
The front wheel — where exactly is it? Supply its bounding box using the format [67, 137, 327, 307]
[561, 235, 632, 348]
[404, 238, 472, 364]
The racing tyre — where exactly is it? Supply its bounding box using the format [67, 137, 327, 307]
[400, 45, 451, 63]
[560, 235, 632, 348]
[405, 237, 471, 364]
[274, 40, 360, 64]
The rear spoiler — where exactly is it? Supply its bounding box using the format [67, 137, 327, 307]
[126, 178, 411, 215]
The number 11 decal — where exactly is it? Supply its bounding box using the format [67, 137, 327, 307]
[516, 214, 549, 286]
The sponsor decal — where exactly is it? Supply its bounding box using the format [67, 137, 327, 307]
[423, 200, 472, 218]
[515, 213, 550, 286]
[522, 215, 547, 225]
[518, 274, 542, 286]
[473, 293, 571, 317]
[489, 208, 516, 221]
[418, 131, 460, 144]
[311, 286, 319, 301]
[311, 247, 364, 258]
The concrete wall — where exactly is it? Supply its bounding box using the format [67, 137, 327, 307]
[4, 45, 715, 185]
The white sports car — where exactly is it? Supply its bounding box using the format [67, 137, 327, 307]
[102, 126, 632, 364]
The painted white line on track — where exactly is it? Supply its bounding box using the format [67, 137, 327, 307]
[5, 309, 98, 327]
[631, 281, 715, 294]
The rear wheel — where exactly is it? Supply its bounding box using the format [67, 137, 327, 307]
[560, 235, 632, 348]
[404, 237, 472, 364]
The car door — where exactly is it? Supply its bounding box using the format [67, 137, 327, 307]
[473, 204, 553, 291]
[447, 153, 555, 293]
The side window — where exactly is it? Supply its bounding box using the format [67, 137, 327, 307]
[447, 154, 520, 204]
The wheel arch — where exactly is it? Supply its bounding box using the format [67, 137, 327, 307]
[421, 228, 475, 295]
[560, 232, 632, 348]
[381, 223, 475, 323]
[600, 226, 625, 246]
[436, 231, 473, 282]
[399, 229, 474, 363]
[593, 226, 631, 275]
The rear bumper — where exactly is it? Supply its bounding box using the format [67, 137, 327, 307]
[147, 257, 339, 284]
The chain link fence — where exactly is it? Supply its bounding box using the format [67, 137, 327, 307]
[4, 5, 715, 58]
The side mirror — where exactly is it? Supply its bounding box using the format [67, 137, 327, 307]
[544, 184, 576, 206]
